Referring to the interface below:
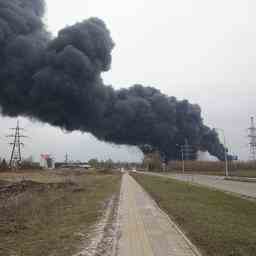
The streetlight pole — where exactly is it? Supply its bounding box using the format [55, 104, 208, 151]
[176, 144, 185, 174]
[181, 149, 185, 173]
[216, 128, 229, 177]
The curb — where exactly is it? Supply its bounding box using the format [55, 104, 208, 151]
[111, 175, 124, 256]
[225, 176, 256, 183]
[131, 174, 202, 256]
[155, 204, 202, 256]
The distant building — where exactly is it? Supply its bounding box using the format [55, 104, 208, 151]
[40, 154, 55, 169]
[143, 152, 163, 171]
[197, 151, 218, 161]
[55, 162, 91, 169]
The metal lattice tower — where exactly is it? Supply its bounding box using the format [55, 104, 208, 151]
[65, 153, 69, 164]
[248, 116, 256, 161]
[6, 120, 27, 169]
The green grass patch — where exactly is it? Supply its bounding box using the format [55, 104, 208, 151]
[132, 173, 256, 256]
[0, 171, 121, 256]
[230, 170, 256, 178]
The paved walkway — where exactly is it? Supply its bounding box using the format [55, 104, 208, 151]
[116, 173, 200, 256]
[144, 172, 256, 199]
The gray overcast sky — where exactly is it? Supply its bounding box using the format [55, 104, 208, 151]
[0, 0, 255, 161]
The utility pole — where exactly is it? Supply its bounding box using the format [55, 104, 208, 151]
[180, 140, 195, 173]
[6, 120, 27, 169]
[181, 149, 185, 173]
[248, 116, 256, 161]
[215, 128, 229, 177]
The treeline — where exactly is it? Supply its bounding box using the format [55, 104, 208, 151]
[88, 153, 163, 172]
[0, 156, 40, 171]
[88, 158, 141, 170]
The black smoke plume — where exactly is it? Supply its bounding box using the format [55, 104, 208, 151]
[0, 0, 225, 161]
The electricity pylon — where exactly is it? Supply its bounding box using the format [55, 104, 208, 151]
[6, 120, 27, 169]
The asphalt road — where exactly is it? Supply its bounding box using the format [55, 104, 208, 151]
[143, 172, 256, 199]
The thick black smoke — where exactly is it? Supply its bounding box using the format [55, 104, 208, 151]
[0, 0, 225, 161]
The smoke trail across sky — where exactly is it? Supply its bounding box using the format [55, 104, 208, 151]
[0, 0, 225, 161]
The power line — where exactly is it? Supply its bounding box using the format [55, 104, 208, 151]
[6, 120, 27, 169]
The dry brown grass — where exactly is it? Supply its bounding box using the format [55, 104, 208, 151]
[168, 161, 225, 173]
[167, 161, 256, 177]
[0, 170, 66, 183]
[0, 169, 121, 256]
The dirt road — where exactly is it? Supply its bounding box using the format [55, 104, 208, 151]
[115, 173, 200, 256]
[144, 172, 256, 198]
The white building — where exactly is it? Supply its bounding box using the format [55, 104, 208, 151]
[40, 154, 55, 169]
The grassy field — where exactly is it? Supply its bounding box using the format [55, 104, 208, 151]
[0, 169, 121, 256]
[132, 173, 256, 256]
